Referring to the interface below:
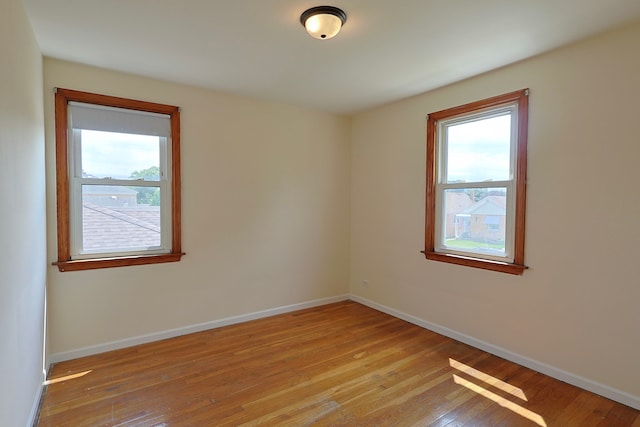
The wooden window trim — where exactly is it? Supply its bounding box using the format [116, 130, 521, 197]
[53, 88, 184, 271]
[422, 89, 528, 275]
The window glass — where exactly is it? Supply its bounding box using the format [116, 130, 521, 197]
[81, 185, 162, 251]
[80, 130, 161, 181]
[445, 114, 511, 183]
[71, 117, 170, 258]
[442, 188, 507, 256]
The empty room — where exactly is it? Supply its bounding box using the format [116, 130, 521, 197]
[2, 0, 640, 426]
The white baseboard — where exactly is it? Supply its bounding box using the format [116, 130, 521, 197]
[27, 369, 46, 427]
[49, 294, 349, 364]
[350, 295, 640, 411]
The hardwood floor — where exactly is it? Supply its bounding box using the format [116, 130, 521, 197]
[37, 301, 639, 426]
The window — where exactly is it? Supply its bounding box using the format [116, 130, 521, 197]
[54, 88, 183, 271]
[423, 89, 528, 275]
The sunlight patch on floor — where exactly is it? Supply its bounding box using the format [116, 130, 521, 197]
[44, 370, 92, 385]
[449, 358, 527, 401]
[449, 358, 546, 427]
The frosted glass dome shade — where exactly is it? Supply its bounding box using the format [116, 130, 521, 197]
[300, 6, 347, 40]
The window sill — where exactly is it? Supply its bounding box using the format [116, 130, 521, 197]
[53, 252, 185, 272]
[421, 251, 527, 275]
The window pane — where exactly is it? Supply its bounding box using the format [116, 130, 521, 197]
[82, 185, 161, 251]
[80, 130, 160, 181]
[443, 188, 507, 255]
[445, 114, 511, 183]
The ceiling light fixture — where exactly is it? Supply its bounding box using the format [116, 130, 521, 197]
[300, 6, 347, 40]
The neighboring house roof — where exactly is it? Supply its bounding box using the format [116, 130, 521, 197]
[462, 196, 506, 216]
[445, 191, 474, 213]
[82, 202, 160, 250]
[82, 185, 139, 196]
[485, 195, 507, 208]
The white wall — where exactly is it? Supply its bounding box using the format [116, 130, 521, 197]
[44, 59, 351, 356]
[0, 0, 46, 425]
[351, 20, 640, 403]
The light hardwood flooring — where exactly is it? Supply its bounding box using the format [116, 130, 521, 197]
[37, 301, 640, 426]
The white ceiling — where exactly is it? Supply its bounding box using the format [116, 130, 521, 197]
[23, 0, 640, 114]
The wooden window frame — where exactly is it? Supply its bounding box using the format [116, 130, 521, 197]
[53, 88, 184, 272]
[423, 89, 529, 275]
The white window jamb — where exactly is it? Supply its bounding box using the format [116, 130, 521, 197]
[66, 102, 172, 259]
[434, 103, 519, 263]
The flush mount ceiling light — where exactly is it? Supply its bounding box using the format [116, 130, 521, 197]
[300, 6, 347, 40]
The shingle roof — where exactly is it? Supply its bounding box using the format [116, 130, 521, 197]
[82, 202, 161, 250]
[462, 196, 506, 216]
[446, 192, 474, 212]
[82, 185, 139, 195]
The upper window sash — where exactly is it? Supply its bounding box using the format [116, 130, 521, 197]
[437, 106, 518, 186]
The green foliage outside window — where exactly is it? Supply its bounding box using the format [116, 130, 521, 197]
[130, 166, 161, 206]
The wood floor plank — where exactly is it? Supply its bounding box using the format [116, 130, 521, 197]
[37, 301, 639, 426]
